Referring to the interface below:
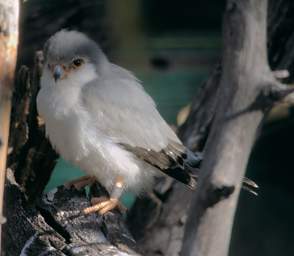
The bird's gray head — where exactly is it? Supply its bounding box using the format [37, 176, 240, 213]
[43, 30, 107, 84]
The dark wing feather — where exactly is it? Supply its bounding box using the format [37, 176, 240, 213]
[121, 142, 201, 190]
[122, 143, 258, 194]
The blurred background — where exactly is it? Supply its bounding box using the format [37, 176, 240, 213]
[18, 0, 293, 255]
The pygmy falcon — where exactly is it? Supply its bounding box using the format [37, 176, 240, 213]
[37, 30, 257, 215]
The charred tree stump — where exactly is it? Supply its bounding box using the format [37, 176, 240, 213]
[4, 169, 138, 256]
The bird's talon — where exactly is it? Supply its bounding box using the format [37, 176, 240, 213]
[83, 197, 122, 215]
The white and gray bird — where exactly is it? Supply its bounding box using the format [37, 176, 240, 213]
[37, 30, 256, 215]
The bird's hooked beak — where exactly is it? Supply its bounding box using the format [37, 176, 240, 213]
[53, 65, 63, 82]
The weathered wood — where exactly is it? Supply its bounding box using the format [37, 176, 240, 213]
[4, 169, 67, 256]
[128, 181, 192, 256]
[3, 169, 139, 256]
[0, 0, 19, 251]
[180, 0, 272, 255]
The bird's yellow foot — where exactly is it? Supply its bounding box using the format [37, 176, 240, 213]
[64, 175, 95, 190]
[83, 196, 126, 215]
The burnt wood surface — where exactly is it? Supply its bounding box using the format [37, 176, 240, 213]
[4, 169, 139, 256]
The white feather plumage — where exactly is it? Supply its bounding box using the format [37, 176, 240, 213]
[37, 31, 182, 195]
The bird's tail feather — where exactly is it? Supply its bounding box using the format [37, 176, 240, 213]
[183, 150, 259, 195]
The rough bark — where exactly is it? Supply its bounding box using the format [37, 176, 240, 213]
[0, 0, 19, 251]
[4, 53, 140, 255]
[3, 169, 139, 256]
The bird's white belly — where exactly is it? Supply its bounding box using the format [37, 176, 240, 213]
[45, 110, 89, 164]
[43, 106, 154, 194]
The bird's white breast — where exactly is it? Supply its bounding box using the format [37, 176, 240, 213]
[37, 77, 91, 163]
[37, 68, 154, 193]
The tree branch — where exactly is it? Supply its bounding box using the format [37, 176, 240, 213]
[180, 0, 275, 255]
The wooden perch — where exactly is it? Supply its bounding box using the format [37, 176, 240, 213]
[4, 169, 139, 255]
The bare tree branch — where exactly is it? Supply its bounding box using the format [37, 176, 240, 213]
[181, 0, 275, 255]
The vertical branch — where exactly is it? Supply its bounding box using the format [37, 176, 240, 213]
[181, 0, 272, 255]
[0, 0, 19, 251]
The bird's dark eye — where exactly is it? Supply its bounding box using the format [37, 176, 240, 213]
[72, 58, 84, 67]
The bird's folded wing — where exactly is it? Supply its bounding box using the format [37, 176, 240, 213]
[120, 143, 199, 189]
[81, 72, 199, 188]
[81, 72, 258, 193]
[81, 70, 182, 152]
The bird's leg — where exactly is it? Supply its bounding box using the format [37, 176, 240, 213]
[83, 176, 126, 215]
[64, 175, 95, 190]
